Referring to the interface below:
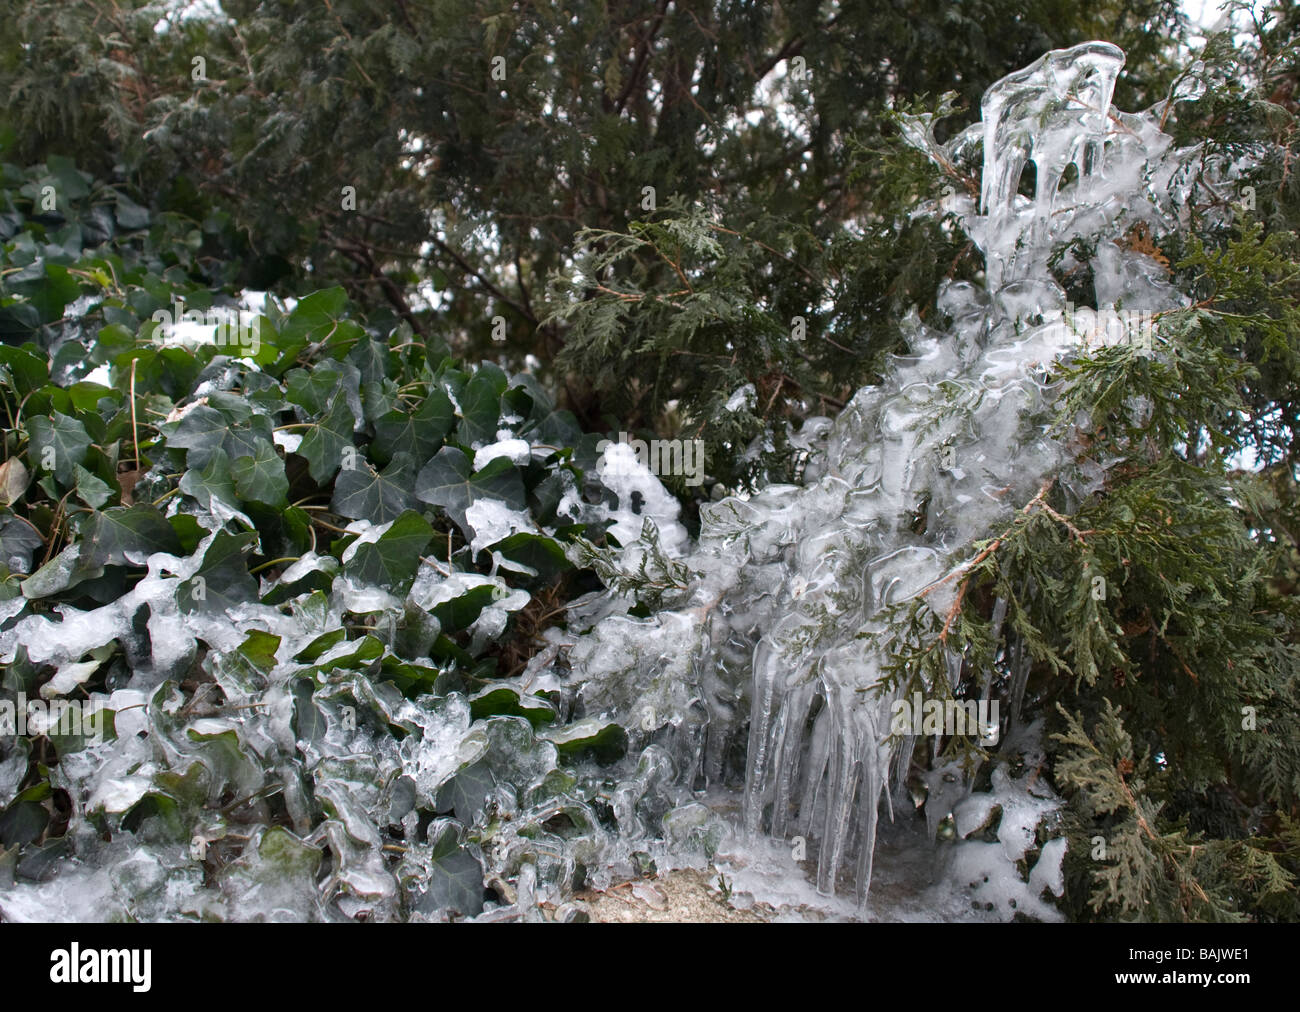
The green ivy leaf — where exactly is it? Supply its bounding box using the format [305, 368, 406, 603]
[27, 412, 91, 485]
[469, 685, 556, 726]
[178, 448, 241, 514]
[0, 513, 43, 574]
[331, 452, 417, 523]
[343, 510, 432, 596]
[457, 363, 508, 446]
[179, 530, 258, 614]
[291, 678, 327, 743]
[436, 761, 496, 824]
[415, 449, 525, 532]
[371, 387, 455, 465]
[297, 395, 356, 483]
[420, 821, 485, 917]
[230, 439, 289, 507]
[81, 505, 182, 568]
[73, 463, 114, 509]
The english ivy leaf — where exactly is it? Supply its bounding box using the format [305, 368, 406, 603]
[297, 395, 356, 483]
[419, 821, 484, 917]
[348, 336, 392, 386]
[178, 448, 241, 513]
[161, 405, 230, 470]
[179, 531, 258, 614]
[541, 718, 628, 764]
[414, 449, 525, 532]
[204, 390, 254, 425]
[331, 452, 417, 523]
[291, 678, 327, 743]
[230, 439, 289, 507]
[27, 412, 91, 485]
[435, 761, 496, 825]
[293, 628, 347, 663]
[73, 463, 114, 509]
[533, 408, 584, 449]
[429, 583, 498, 632]
[279, 286, 349, 345]
[0, 800, 48, 847]
[81, 505, 182, 568]
[491, 532, 572, 581]
[469, 685, 557, 726]
[0, 346, 49, 397]
[21, 543, 103, 599]
[26, 263, 82, 324]
[285, 357, 362, 421]
[457, 363, 508, 446]
[371, 387, 455, 465]
[221, 414, 275, 464]
[237, 630, 281, 672]
[344, 510, 433, 596]
[65, 381, 118, 414]
[0, 458, 30, 507]
[168, 514, 207, 555]
[0, 513, 43, 573]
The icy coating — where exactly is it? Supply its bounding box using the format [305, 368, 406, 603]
[564, 40, 1212, 914]
[0, 43, 1218, 921]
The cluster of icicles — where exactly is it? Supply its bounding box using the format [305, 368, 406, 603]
[570, 41, 1219, 912]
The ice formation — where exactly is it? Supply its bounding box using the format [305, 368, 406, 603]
[562, 41, 1213, 914]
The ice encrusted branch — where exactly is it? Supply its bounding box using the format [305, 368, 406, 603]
[565, 41, 1225, 916]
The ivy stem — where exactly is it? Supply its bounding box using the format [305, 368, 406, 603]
[151, 486, 183, 507]
[248, 556, 301, 575]
[130, 357, 141, 468]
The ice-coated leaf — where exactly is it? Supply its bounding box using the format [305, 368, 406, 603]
[490, 532, 572, 580]
[435, 760, 496, 825]
[343, 510, 432, 596]
[414, 448, 525, 534]
[81, 505, 182, 568]
[429, 583, 497, 632]
[20, 543, 103, 598]
[179, 530, 259, 614]
[237, 630, 281, 672]
[468, 685, 556, 726]
[541, 718, 627, 763]
[291, 678, 327, 743]
[419, 821, 485, 918]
